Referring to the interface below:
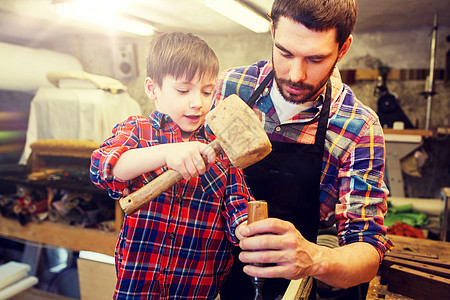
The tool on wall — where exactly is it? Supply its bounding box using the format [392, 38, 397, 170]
[375, 65, 414, 129]
[422, 14, 438, 131]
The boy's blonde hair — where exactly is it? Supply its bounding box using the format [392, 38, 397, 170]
[146, 31, 219, 88]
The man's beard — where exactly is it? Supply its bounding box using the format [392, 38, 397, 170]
[273, 59, 337, 104]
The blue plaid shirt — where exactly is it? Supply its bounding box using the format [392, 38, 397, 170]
[212, 60, 394, 259]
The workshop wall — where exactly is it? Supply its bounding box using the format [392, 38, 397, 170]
[7, 26, 448, 199]
[45, 26, 449, 129]
[340, 27, 450, 130]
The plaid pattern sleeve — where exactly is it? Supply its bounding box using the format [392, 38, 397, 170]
[90, 115, 161, 200]
[90, 112, 252, 299]
[320, 86, 394, 258]
[212, 61, 394, 259]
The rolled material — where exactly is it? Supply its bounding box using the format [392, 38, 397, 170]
[389, 197, 443, 216]
[0, 42, 83, 91]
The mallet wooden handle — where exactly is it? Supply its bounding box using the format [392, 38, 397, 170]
[119, 139, 223, 215]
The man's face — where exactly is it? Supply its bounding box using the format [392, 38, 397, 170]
[271, 17, 350, 104]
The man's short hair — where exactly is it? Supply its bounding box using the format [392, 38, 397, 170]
[270, 0, 357, 48]
[146, 32, 219, 87]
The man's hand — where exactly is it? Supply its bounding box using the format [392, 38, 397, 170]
[165, 141, 216, 180]
[235, 221, 247, 241]
[237, 217, 381, 289]
[237, 218, 321, 280]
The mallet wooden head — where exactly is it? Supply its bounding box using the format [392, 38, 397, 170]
[206, 94, 271, 169]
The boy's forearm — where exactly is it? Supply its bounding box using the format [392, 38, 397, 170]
[112, 145, 168, 181]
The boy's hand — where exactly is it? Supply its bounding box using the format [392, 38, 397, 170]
[165, 141, 216, 180]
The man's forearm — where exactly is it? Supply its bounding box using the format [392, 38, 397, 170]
[313, 242, 380, 289]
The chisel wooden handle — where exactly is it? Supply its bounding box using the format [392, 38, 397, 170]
[247, 200, 268, 300]
[248, 200, 268, 224]
[119, 139, 223, 215]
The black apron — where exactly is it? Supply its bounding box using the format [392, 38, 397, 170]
[220, 70, 331, 300]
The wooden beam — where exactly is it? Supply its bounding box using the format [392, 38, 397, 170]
[386, 251, 450, 269]
[380, 256, 450, 284]
[387, 265, 450, 300]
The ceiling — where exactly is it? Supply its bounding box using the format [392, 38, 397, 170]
[0, 0, 449, 41]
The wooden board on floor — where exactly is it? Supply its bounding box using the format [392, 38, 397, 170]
[77, 258, 116, 300]
[8, 288, 75, 300]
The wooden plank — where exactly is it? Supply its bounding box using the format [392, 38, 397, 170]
[8, 288, 75, 300]
[391, 249, 439, 259]
[387, 265, 450, 300]
[282, 276, 313, 300]
[386, 251, 450, 268]
[387, 235, 450, 260]
[0, 217, 118, 256]
[77, 258, 116, 300]
[354, 69, 379, 80]
[380, 256, 450, 284]
[383, 128, 434, 137]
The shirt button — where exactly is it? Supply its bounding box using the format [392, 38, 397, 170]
[169, 233, 175, 240]
[176, 197, 182, 204]
[275, 126, 281, 132]
[216, 161, 221, 166]
[164, 115, 170, 121]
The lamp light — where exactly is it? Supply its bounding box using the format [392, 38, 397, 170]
[51, 0, 155, 36]
[204, 0, 270, 33]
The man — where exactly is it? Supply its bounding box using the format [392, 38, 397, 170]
[213, 0, 394, 299]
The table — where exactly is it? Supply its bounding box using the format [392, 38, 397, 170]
[366, 235, 450, 299]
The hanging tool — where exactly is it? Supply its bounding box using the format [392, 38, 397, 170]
[423, 14, 438, 130]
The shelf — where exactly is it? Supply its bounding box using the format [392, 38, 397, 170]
[0, 217, 118, 256]
[0, 174, 102, 195]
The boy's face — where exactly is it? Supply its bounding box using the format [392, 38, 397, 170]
[145, 74, 216, 140]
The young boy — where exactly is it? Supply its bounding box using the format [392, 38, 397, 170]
[90, 32, 253, 299]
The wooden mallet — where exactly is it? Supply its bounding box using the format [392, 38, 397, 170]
[119, 95, 272, 215]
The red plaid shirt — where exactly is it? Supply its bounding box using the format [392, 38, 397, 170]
[90, 111, 252, 299]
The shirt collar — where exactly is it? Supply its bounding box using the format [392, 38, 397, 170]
[151, 110, 208, 141]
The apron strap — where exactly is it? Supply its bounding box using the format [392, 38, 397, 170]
[314, 79, 331, 147]
[246, 69, 331, 149]
[247, 69, 274, 108]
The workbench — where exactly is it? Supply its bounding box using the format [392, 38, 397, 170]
[366, 235, 450, 299]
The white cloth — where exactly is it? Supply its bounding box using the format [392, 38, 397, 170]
[19, 87, 142, 164]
